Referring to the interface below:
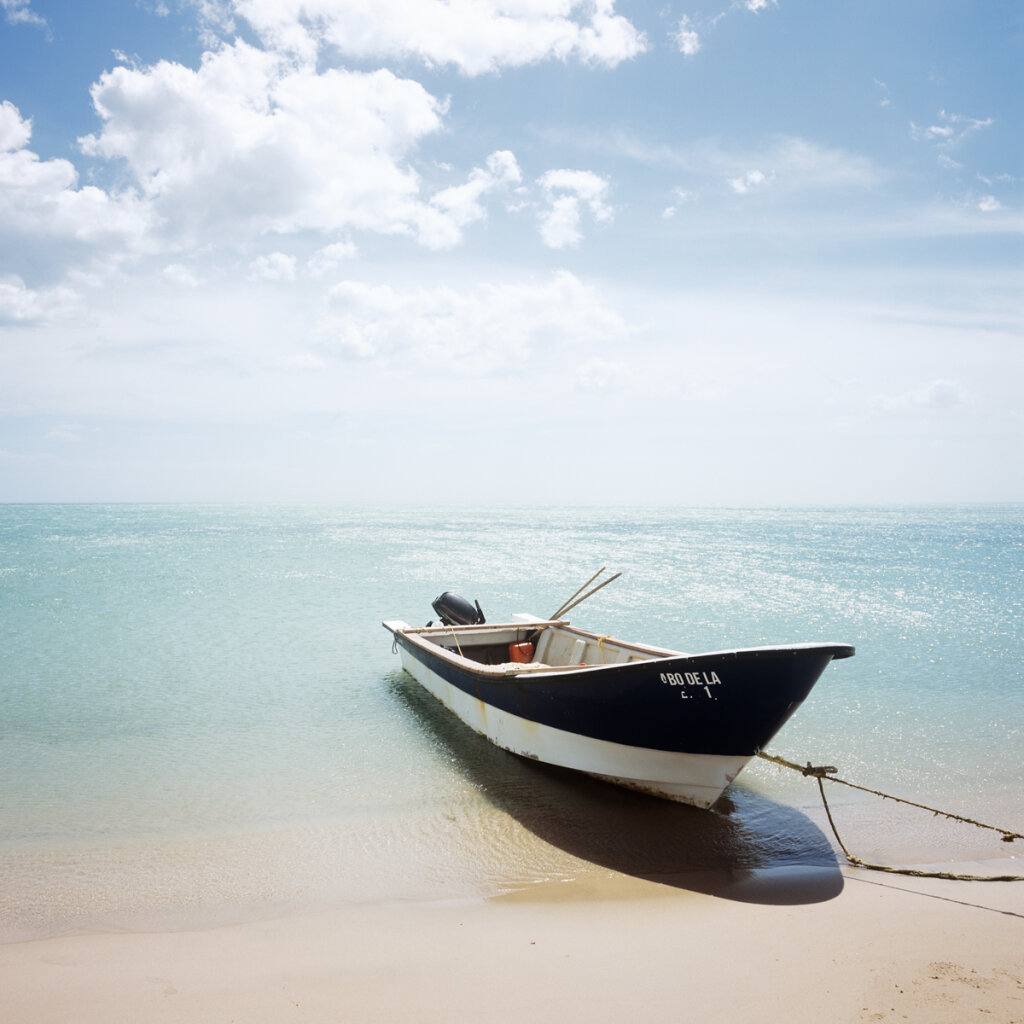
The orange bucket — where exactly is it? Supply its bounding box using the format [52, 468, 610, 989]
[508, 642, 534, 663]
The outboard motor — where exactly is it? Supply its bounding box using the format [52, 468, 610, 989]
[431, 592, 485, 626]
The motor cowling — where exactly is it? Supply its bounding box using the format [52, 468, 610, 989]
[431, 592, 485, 626]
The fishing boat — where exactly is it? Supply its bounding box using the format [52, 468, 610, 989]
[383, 582, 854, 809]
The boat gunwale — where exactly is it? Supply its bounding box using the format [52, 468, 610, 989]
[385, 619, 854, 678]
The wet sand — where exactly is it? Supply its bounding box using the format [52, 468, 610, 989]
[2, 865, 1021, 1024]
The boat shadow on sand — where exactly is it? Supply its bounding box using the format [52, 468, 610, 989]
[386, 672, 843, 907]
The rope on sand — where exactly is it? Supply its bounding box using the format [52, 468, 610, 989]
[756, 751, 1024, 882]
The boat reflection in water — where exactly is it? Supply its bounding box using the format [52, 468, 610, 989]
[387, 666, 845, 907]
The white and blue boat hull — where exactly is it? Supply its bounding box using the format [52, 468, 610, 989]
[384, 618, 853, 809]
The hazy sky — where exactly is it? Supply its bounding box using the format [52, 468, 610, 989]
[1, 0, 1020, 503]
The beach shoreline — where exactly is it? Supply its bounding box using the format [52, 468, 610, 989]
[2, 866, 1021, 1024]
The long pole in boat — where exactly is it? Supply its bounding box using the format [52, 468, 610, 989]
[550, 567, 606, 620]
[555, 572, 622, 619]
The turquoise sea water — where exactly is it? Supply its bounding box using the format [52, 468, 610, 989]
[1, 505, 1022, 939]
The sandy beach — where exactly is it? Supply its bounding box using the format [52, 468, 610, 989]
[2, 864, 1021, 1024]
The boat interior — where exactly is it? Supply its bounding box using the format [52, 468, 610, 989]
[406, 621, 680, 671]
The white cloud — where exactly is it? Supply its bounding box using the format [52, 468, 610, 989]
[537, 195, 581, 248]
[189, 0, 237, 44]
[316, 270, 630, 373]
[1, 0, 47, 31]
[663, 187, 696, 218]
[247, 252, 298, 281]
[80, 42, 448, 244]
[418, 150, 523, 248]
[536, 169, 612, 248]
[910, 111, 995, 149]
[0, 100, 33, 151]
[872, 379, 969, 414]
[910, 111, 1010, 212]
[729, 169, 767, 194]
[76, 47, 523, 257]
[307, 241, 358, 277]
[0, 101, 151, 270]
[675, 0, 776, 53]
[0, 275, 43, 323]
[232, 0, 647, 75]
[0, 274, 79, 325]
[674, 16, 700, 56]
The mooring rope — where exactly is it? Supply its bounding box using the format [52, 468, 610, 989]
[756, 751, 1024, 882]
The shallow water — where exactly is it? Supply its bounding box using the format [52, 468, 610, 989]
[1, 504, 1021, 939]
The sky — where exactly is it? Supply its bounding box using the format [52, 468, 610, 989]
[0, 0, 1021, 504]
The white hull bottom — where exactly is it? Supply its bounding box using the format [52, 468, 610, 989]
[398, 650, 752, 810]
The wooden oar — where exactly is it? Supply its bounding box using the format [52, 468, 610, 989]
[553, 571, 622, 619]
[550, 567, 606, 620]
